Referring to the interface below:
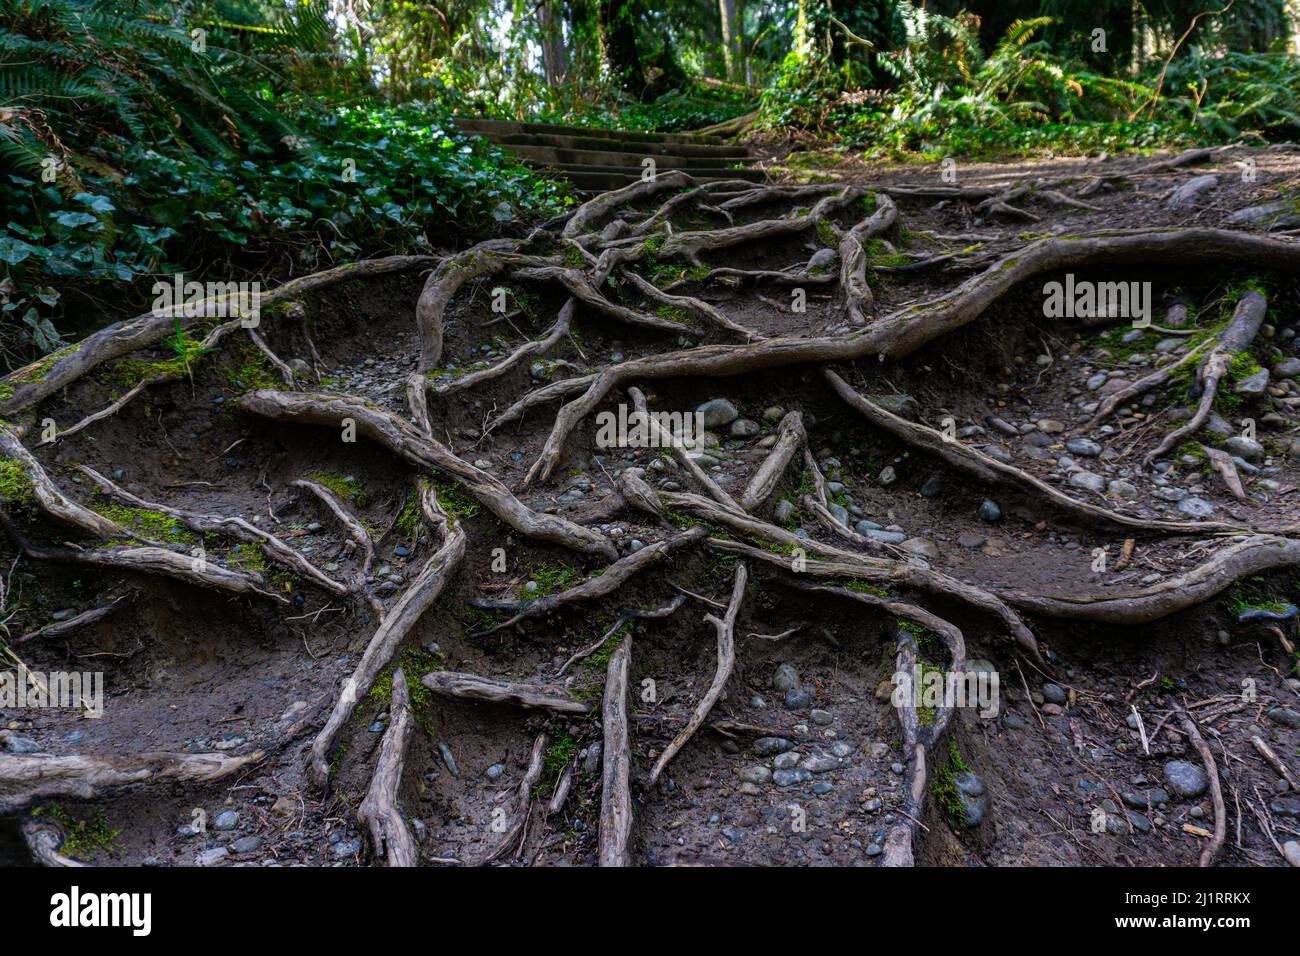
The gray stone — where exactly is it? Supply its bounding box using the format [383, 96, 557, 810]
[485, 763, 505, 782]
[1272, 357, 1300, 379]
[1041, 683, 1068, 705]
[810, 709, 833, 726]
[1225, 200, 1300, 231]
[1167, 174, 1218, 208]
[729, 418, 760, 438]
[754, 737, 795, 756]
[919, 474, 944, 498]
[864, 529, 907, 545]
[978, 500, 1002, 523]
[1065, 438, 1102, 457]
[801, 754, 839, 774]
[1068, 471, 1106, 494]
[1164, 760, 1209, 798]
[737, 765, 771, 784]
[877, 465, 897, 486]
[3, 735, 39, 754]
[1284, 840, 1300, 867]
[899, 537, 940, 561]
[867, 394, 920, 421]
[806, 248, 837, 271]
[196, 847, 229, 866]
[773, 751, 801, 770]
[696, 399, 739, 428]
[1267, 707, 1300, 729]
[331, 838, 362, 860]
[1233, 369, 1270, 397]
[773, 768, 812, 787]
[772, 663, 799, 692]
[1108, 479, 1138, 499]
[1221, 436, 1265, 463]
[213, 810, 239, 831]
[784, 688, 812, 710]
[1177, 496, 1215, 518]
[954, 771, 991, 826]
[230, 835, 264, 855]
[773, 500, 795, 523]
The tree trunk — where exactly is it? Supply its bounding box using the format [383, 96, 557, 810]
[599, 0, 646, 97]
[537, 1, 569, 84]
[719, 0, 744, 83]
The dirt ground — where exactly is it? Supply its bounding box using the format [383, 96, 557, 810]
[1, 145, 1298, 868]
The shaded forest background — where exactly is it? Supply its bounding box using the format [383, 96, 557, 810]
[2, 0, 1298, 369]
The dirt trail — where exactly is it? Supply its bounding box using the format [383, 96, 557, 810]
[1, 148, 1298, 868]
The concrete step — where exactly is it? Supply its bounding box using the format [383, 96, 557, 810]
[455, 116, 727, 146]
[546, 164, 765, 192]
[505, 143, 744, 171]
[491, 131, 748, 159]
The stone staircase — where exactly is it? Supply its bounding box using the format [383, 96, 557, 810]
[455, 117, 764, 193]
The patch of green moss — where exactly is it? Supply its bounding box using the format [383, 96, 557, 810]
[368, 645, 444, 734]
[225, 348, 279, 392]
[583, 628, 626, 672]
[838, 579, 889, 598]
[395, 492, 422, 539]
[92, 497, 195, 546]
[431, 480, 479, 522]
[31, 804, 121, 860]
[0, 459, 36, 517]
[930, 739, 971, 830]
[543, 731, 579, 783]
[864, 238, 911, 268]
[527, 562, 580, 597]
[308, 471, 367, 508]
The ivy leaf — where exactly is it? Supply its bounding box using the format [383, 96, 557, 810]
[0, 236, 37, 265]
[54, 211, 98, 228]
[74, 192, 115, 213]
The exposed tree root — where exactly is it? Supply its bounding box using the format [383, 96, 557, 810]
[597, 638, 633, 867]
[648, 561, 745, 786]
[0, 749, 263, 814]
[357, 667, 418, 866]
[627, 386, 738, 509]
[823, 368, 1244, 534]
[429, 299, 575, 399]
[482, 732, 547, 864]
[469, 525, 705, 635]
[308, 486, 467, 789]
[14, 598, 123, 645]
[1178, 708, 1226, 867]
[524, 229, 1300, 484]
[1, 427, 126, 538]
[80, 466, 348, 597]
[0, 254, 436, 415]
[999, 535, 1300, 625]
[740, 411, 805, 511]
[237, 389, 617, 560]
[420, 671, 589, 714]
[290, 477, 383, 615]
[1145, 291, 1268, 464]
[22, 818, 85, 867]
[0, 517, 284, 602]
[36, 319, 246, 448]
[415, 238, 518, 372]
